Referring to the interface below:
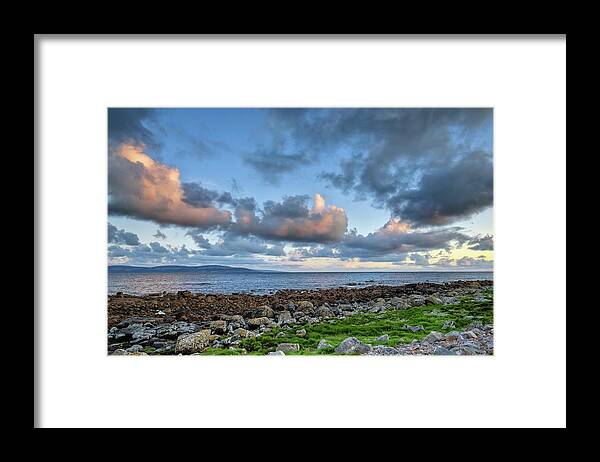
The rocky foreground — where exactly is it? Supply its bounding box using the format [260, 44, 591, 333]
[108, 280, 493, 356]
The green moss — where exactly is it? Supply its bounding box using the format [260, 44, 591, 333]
[200, 347, 247, 355]
[221, 295, 493, 356]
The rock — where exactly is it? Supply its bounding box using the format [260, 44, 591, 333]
[296, 329, 307, 337]
[461, 330, 478, 339]
[445, 331, 463, 343]
[375, 334, 389, 342]
[425, 295, 443, 305]
[268, 350, 285, 356]
[275, 331, 287, 338]
[317, 339, 332, 350]
[256, 305, 275, 318]
[369, 345, 400, 355]
[423, 331, 444, 343]
[334, 337, 372, 355]
[209, 320, 227, 334]
[277, 311, 294, 325]
[408, 295, 427, 306]
[316, 306, 333, 318]
[126, 344, 144, 353]
[111, 349, 127, 355]
[297, 301, 314, 313]
[433, 346, 456, 355]
[276, 343, 300, 353]
[174, 330, 212, 354]
[287, 301, 296, 312]
[156, 310, 166, 316]
[222, 315, 246, 330]
[232, 328, 253, 339]
[177, 290, 192, 298]
[246, 317, 270, 329]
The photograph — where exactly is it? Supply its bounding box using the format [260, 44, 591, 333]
[107, 108, 494, 356]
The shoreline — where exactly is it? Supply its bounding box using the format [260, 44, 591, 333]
[108, 280, 493, 356]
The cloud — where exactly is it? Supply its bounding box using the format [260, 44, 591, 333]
[108, 108, 159, 150]
[203, 234, 285, 257]
[249, 108, 493, 226]
[339, 218, 469, 258]
[108, 223, 140, 246]
[153, 229, 167, 240]
[434, 255, 493, 270]
[232, 193, 348, 244]
[108, 143, 232, 228]
[384, 152, 493, 226]
[244, 149, 310, 185]
[467, 234, 494, 251]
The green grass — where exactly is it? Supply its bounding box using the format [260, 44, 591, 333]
[200, 294, 493, 355]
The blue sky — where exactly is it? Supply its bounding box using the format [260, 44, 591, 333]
[108, 108, 493, 271]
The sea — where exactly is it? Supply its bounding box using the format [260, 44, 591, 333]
[108, 269, 493, 295]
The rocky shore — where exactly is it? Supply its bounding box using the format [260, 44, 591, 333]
[108, 280, 493, 356]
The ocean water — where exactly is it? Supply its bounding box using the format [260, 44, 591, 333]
[107, 270, 493, 295]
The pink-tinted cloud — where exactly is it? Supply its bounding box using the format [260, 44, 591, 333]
[233, 193, 348, 244]
[108, 144, 232, 228]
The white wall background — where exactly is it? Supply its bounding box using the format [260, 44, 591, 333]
[36, 36, 566, 428]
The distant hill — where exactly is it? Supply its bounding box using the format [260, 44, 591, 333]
[108, 264, 276, 273]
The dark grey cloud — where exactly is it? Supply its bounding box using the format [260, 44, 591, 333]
[108, 223, 140, 246]
[467, 234, 494, 251]
[285, 219, 471, 261]
[334, 222, 469, 260]
[244, 149, 310, 185]
[108, 108, 159, 149]
[181, 182, 241, 209]
[385, 152, 493, 226]
[188, 229, 287, 258]
[243, 108, 493, 227]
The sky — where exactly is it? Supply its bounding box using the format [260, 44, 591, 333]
[108, 108, 493, 271]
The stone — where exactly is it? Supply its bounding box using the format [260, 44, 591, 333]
[461, 330, 478, 339]
[276, 343, 300, 353]
[111, 349, 127, 355]
[268, 350, 285, 356]
[209, 320, 227, 334]
[409, 295, 427, 307]
[316, 306, 333, 318]
[174, 330, 212, 354]
[425, 295, 443, 305]
[256, 305, 275, 318]
[375, 334, 390, 342]
[334, 337, 372, 355]
[126, 344, 144, 353]
[423, 331, 444, 343]
[277, 311, 294, 325]
[445, 331, 463, 343]
[222, 315, 246, 330]
[232, 328, 253, 339]
[369, 345, 400, 355]
[297, 301, 314, 313]
[296, 329, 307, 337]
[246, 317, 271, 329]
[317, 339, 332, 350]
[433, 346, 456, 355]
